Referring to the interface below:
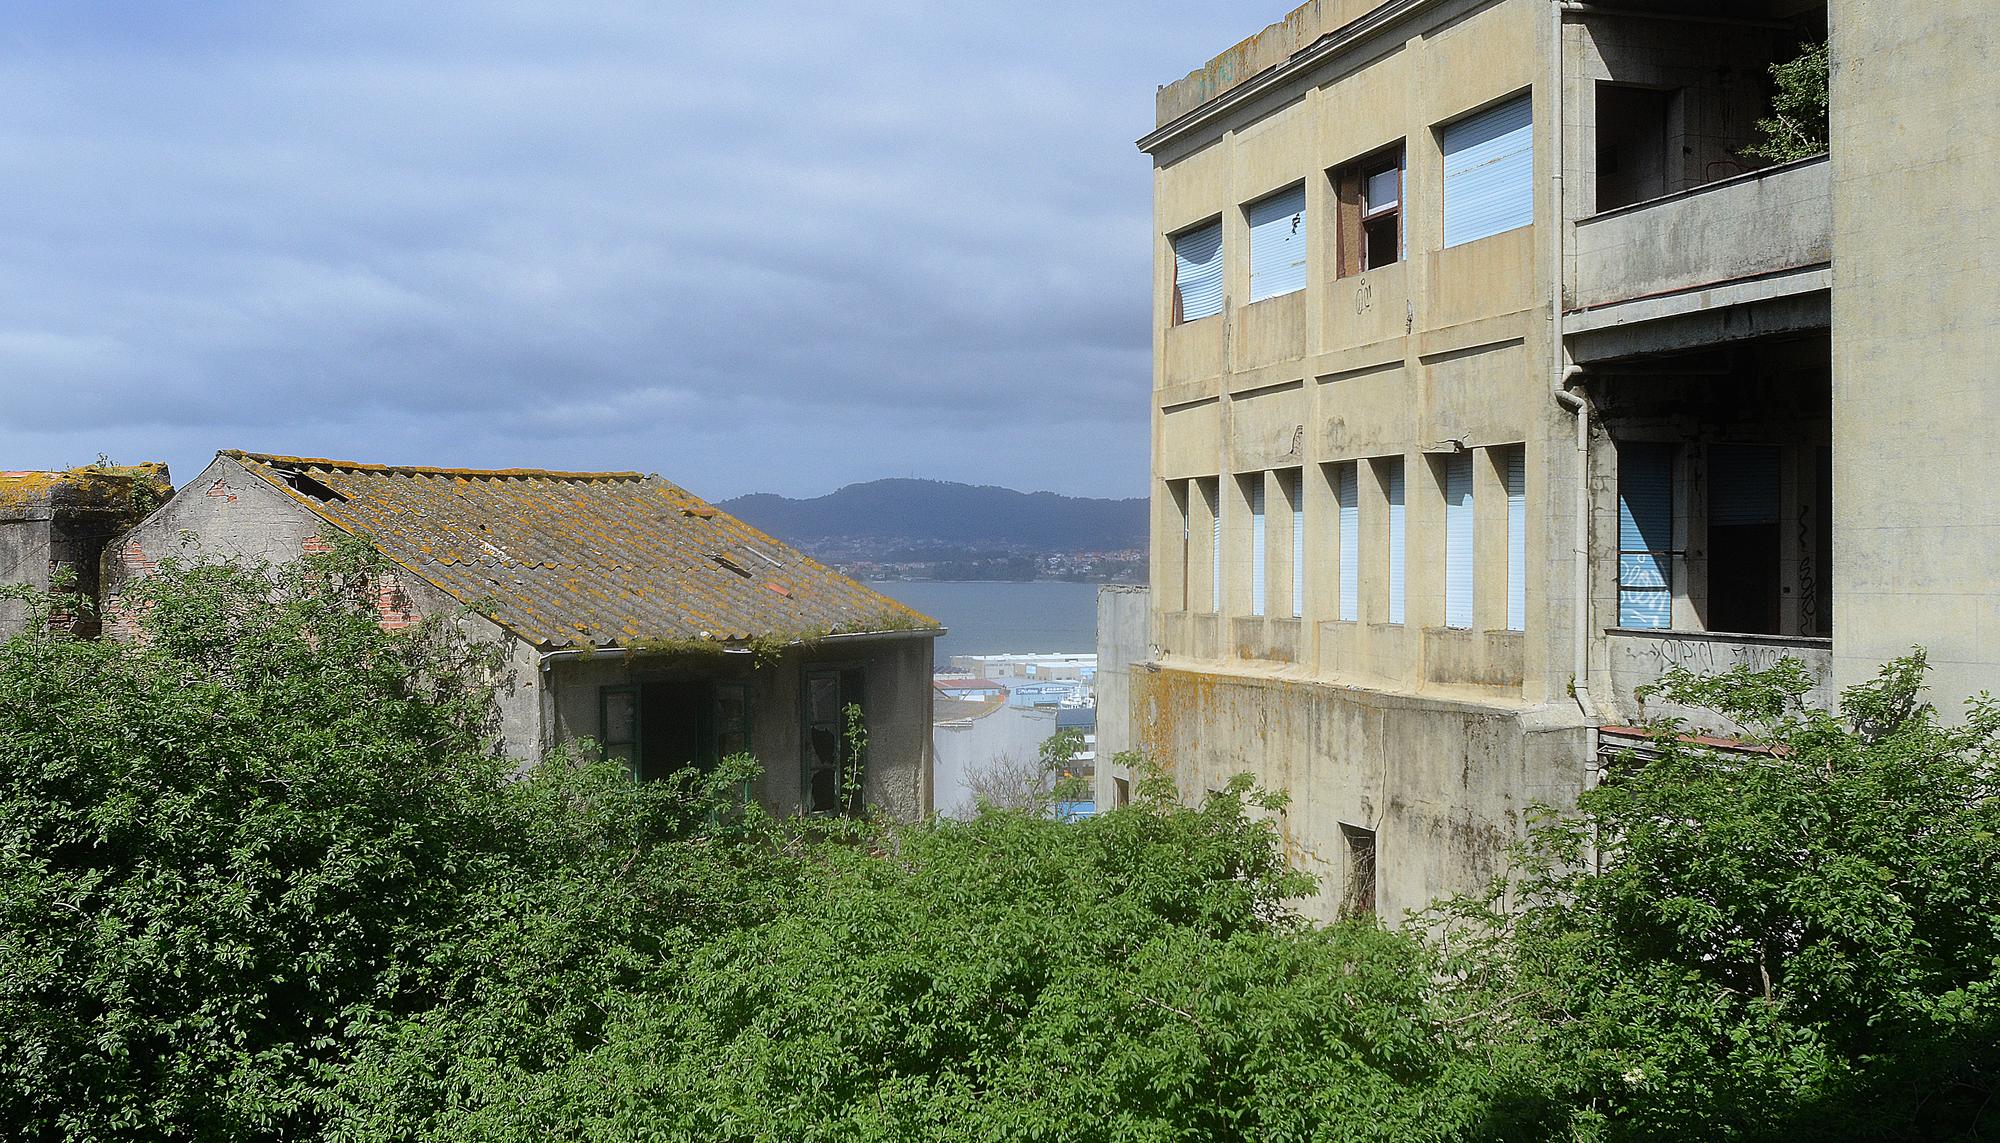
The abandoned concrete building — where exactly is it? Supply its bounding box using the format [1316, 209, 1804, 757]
[83, 451, 942, 819]
[1105, 0, 1998, 920]
[1, 464, 173, 640]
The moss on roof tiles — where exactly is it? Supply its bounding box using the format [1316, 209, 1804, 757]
[226, 450, 939, 651]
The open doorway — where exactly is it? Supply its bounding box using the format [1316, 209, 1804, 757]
[1596, 83, 1675, 211]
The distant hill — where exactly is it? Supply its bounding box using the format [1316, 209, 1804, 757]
[719, 479, 1147, 553]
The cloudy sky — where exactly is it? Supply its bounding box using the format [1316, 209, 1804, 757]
[0, 2, 1259, 499]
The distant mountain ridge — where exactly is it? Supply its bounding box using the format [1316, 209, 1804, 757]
[719, 479, 1147, 552]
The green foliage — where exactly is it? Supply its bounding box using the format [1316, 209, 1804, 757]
[5, 546, 1994, 1141]
[1436, 651, 2000, 1141]
[1746, 40, 1830, 163]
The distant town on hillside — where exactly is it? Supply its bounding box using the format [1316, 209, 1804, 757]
[719, 478, 1147, 582]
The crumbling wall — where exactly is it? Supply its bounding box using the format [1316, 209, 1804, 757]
[0, 463, 170, 639]
[1134, 661, 1586, 922]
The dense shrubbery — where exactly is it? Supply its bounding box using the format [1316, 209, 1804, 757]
[2, 545, 1994, 1140]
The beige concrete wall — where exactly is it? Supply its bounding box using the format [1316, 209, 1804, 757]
[1574, 156, 1831, 310]
[1134, 663, 1583, 922]
[1142, 0, 1599, 917]
[1830, 0, 2000, 714]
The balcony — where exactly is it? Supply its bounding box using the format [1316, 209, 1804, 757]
[1571, 154, 1831, 319]
[1603, 628, 1834, 737]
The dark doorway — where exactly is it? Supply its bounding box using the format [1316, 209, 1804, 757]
[638, 680, 710, 781]
[1707, 444, 1782, 635]
[1596, 84, 1674, 211]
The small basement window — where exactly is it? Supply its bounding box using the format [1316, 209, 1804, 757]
[1341, 823, 1377, 918]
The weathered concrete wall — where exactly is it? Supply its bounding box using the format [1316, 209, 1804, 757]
[1603, 630, 1834, 734]
[1093, 584, 1149, 807]
[1142, 0, 1595, 916]
[103, 455, 544, 764]
[1830, 0, 2000, 714]
[933, 702, 1060, 819]
[0, 465, 170, 638]
[1134, 662, 1585, 921]
[1573, 156, 1830, 310]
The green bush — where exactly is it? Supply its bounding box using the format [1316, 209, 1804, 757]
[4, 546, 1993, 1140]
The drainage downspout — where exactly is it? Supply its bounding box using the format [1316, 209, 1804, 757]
[1551, 0, 1599, 731]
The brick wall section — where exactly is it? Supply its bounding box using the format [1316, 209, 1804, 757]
[373, 572, 420, 631]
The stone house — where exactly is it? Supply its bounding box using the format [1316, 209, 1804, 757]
[102, 451, 942, 819]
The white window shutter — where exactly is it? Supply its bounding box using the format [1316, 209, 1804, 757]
[1246, 185, 1308, 301]
[1173, 221, 1225, 321]
[1442, 95, 1534, 247]
[1444, 454, 1474, 628]
[1250, 478, 1267, 617]
[1209, 481, 1222, 613]
[1338, 465, 1359, 622]
[1386, 460, 1406, 624]
[1506, 447, 1527, 631]
[1289, 472, 1305, 618]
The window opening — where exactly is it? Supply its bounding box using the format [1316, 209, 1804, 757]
[1618, 444, 1677, 629]
[1335, 144, 1405, 275]
[1341, 823, 1377, 918]
[1443, 453, 1475, 629]
[1246, 185, 1308, 301]
[1287, 470, 1305, 618]
[1336, 463, 1359, 621]
[1595, 84, 1674, 211]
[1442, 94, 1534, 247]
[1706, 444, 1782, 635]
[1171, 220, 1224, 323]
[1248, 475, 1267, 616]
[803, 667, 866, 815]
[1383, 458, 1406, 624]
[1505, 447, 1527, 631]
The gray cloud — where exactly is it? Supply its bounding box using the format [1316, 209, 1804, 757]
[0, 0, 1252, 497]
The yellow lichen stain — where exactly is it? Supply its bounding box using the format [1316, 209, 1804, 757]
[0, 463, 170, 513]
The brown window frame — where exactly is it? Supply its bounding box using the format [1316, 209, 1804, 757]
[1333, 144, 1405, 278]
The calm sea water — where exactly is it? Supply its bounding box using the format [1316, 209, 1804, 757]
[867, 580, 1103, 668]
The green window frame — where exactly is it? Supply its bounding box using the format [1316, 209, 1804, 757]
[600, 681, 755, 785]
[801, 667, 865, 816]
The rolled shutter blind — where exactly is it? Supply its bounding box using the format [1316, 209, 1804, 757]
[1386, 460, 1406, 624]
[1444, 454, 1474, 629]
[1442, 95, 1534, 248]
[1250, 479, 1267, 616]
[1173, 221, 1225, 321]
[1506, 447, 1526, 631]
[1338, 464, 1359, 622]
[1618, 445, 1675, 628]
[1289, 472, 1305, 618]
[1247, 184, 1308, 301]
[1209, 480, 1222, 613]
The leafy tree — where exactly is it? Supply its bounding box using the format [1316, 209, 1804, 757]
[1436, 653, 2000, 1141]
[1746, 40, 1829, 163]
[0, 541, 778, 1140]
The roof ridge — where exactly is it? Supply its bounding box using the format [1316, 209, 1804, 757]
[222, 451, 648, 482]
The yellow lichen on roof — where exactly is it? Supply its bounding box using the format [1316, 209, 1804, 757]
[0, 463, 171, 511]
[221, 450, 942, 651]
[221, 450, 644, 482]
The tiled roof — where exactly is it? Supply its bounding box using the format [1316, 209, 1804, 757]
[222, 451, 940, 651]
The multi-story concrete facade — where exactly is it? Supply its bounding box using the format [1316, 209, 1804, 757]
[1123, 0, 1965, 922]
